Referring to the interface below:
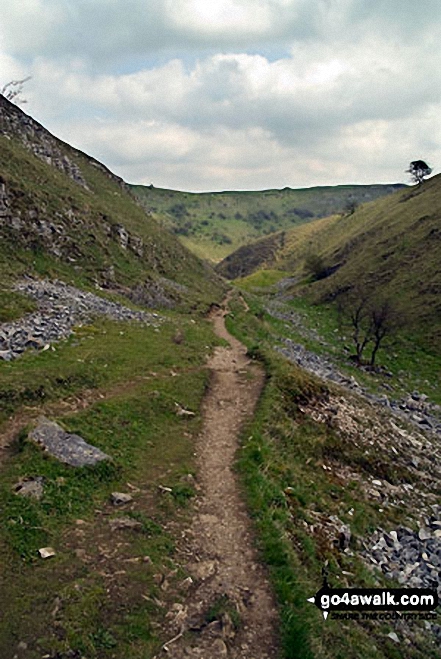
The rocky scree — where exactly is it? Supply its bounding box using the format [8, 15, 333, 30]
[0, 278, 161, 361]
[301, 392, 441, 512]
[361, 507, 441, 596]
[299, 393, 441, 642]
[361, 509, 441, 645]
[274, 334, 441, 438]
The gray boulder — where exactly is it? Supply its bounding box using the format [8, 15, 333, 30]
[29, 417, 110, 467]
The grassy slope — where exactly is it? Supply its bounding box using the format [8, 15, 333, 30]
[228, 176, 441, 346]
[131, 183, 405, 262]
[0, 98, 228, 656]
[0, 108, 224, 312]
[226, 292, 439, 659]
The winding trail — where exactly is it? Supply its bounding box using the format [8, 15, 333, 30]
[165, 300, 279, 658]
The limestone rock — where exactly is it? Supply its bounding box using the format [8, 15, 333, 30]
[0, 278, 162, 361]
[38, 547, 56, 559]
[14, 477, 44, 500]
[110, 492, 133, 506]
[29, 417, 110, 467]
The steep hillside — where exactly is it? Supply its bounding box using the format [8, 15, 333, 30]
[0, 94, 224, 312]
[222, 178, 441, 340]
[131, 182, 405, 262]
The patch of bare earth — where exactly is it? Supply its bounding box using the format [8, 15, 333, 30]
[162, 302, 279, 658]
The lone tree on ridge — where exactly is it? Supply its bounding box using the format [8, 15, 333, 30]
[406, 160, 432, 185]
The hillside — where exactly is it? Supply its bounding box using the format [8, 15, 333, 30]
[131, 182, 405, 262]
[1, 96, 440, 659]
[220, 177, 441, 342]
[0, 94, 224, 313]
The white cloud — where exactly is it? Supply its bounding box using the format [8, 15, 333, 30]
[1, 1, 440, 190]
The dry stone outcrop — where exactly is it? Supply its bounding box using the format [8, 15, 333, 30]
[0, 94, 87, 188]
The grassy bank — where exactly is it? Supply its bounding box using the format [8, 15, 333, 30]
[226, 292, 439, 659]
[0, 311, 222, 658]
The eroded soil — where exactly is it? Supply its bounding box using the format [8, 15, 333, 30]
[162, 301, 279, 658]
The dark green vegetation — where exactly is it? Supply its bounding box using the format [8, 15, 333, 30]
[131, 183, 404, 262]
[226, 293, 440, 659]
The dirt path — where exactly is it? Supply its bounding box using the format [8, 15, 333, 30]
[162, 300, 279, 658]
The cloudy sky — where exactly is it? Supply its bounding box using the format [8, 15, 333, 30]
[1, 1, 440, 191]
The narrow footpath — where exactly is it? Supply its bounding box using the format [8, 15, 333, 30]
[163, 300, 279, 658]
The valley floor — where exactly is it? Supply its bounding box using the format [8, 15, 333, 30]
[160, 298, 279, 658]
[0, 282, 440, 659]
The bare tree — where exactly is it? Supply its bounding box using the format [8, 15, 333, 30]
[338, 293, 373, 364]
[406, 160, 432, 186]
[338, 291, 403, 367]
[1, 76, 32, 105]
[369, 299, 402, 366]
[349, 297, 373, 363]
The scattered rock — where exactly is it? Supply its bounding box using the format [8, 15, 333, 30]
[175, 403, 196, 417]
[387, 632, 399, 643]
[339, 525, 351, 550]
[362, 507, 441, 598]
[0, 278, 162, 361]
[38, 547, 56, 559]
[188, 561, 217, 581]
[181, 576, 194, 591]
[271, 328, 441, 438]
[14, 477, 44, 499]
[418, 527, 432, 541]
[29, 417, 111, 467]
[212, 638, 228, 656]
[173, 330, 184, 344]
[110, 492, 133, 506]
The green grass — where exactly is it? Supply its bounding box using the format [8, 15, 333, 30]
[131, 183, 404, 263]
[0, 289, 37, 322]
[226, 295, 440, 659]
[0, 308, 222, 658]
[0, 313, 219, 425]
[236, 269, 291, 291]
